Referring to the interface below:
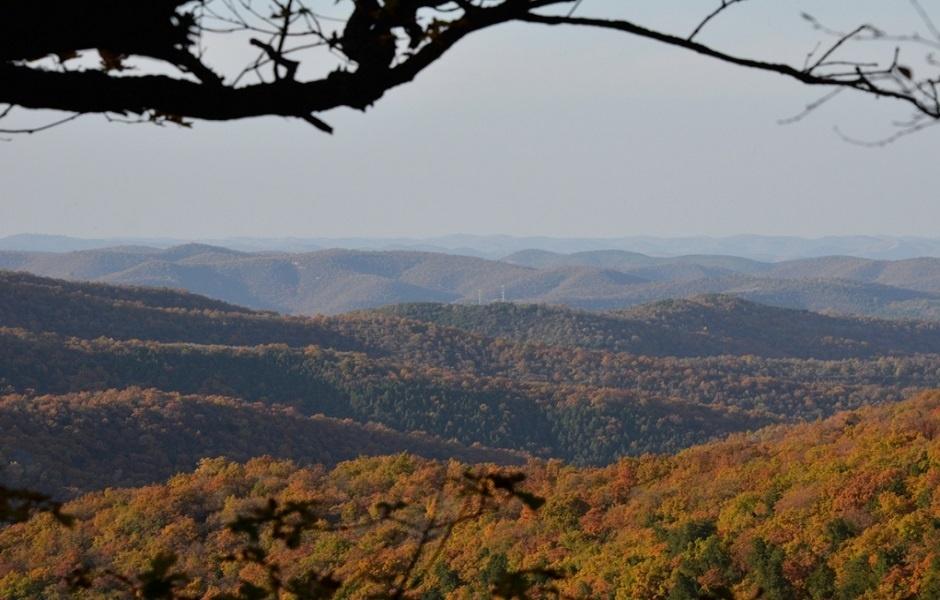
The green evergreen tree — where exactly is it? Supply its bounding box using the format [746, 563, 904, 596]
[748, 539, 793, 600]
[806, 562, 836, 600]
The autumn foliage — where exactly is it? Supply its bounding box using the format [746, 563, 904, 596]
[2, 393, 940, 598]
[3, 272, 940, 598]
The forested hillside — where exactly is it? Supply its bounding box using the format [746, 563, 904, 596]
[2, 272, 940, 470]
[0, 388, 522, 498]
[3, 392, 940, 598]
[377, 296, 940, 359]
[0, 271, 359, 350]
[0, 326, 776, 464]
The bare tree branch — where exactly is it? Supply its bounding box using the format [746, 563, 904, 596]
[807, 25, 872, 72]
[836, 118, 940, 147]
[777, 88, 844, 125]
[911, 0, 940, 43]
[521, 12, 940, 119]
[1, 0, 939, 142]
[0, 112, 84, 135]
[689, 0, 748, 41]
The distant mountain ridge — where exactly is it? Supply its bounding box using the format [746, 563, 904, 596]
[5, 244, 940, 318]
[5, 233, 940, 260]
[504, 248, 940, 292]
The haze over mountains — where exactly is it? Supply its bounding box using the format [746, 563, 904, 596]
[5, 233, 940, 261]
[5, 243, 940, 318]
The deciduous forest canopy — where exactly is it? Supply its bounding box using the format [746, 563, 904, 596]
[3, 0, 940, 139]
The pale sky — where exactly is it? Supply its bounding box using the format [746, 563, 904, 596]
[0, 1, 936, 239]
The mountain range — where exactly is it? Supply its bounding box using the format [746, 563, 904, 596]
[3, 269, 940, 485]
[5, 244, 940, 318]
[5, 233, 940, 260]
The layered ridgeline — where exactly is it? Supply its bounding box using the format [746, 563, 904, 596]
[5, 232, 940, 260]
[2, 271, 940, 474]
[2, 392, 940, 599]
[503, 249, 940, 292]
[376, 296, 940, 359]
[9, 269, 940, 360]
[0, 273, 771, 468]
[5, 245, 940, 317]
[0, 388, 523, 499]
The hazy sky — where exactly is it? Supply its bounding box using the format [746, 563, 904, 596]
[1, 1, 936, 239]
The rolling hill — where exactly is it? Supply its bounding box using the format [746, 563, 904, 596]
[6, 245, 940, 318]
[2, 272, 940, 468]
[0, 388, 523, 498]
[502, 248, 770, 275]
[505, 249, 940, 293]
[766, 255, 940, 293]
[377, 295, 940, 359]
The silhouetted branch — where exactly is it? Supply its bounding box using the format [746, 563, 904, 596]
[807, 25, 872, 72]
[778, 88, 844, 125]
[689, 0, 748, 41]
[0, 111, 84, 135]
[911, 0, 940, 43]
[1, 0, 939, 140]
[521, 12, 940, 120]
[61, 465, 549, 599]
[249, 38, 300, 80]
[836, 118, 940, 147]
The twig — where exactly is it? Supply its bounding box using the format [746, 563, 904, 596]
[0, 112, 84, 134]
[778, 88, 843, 124]
[566, 0, 584, 18]
[911, 0, 940, 43]
[689, 0, 748, 41]
[249, 38, 300, 80]
[808, 25, 871, 72]
[835, 118, 940, 146]
[302, 113, 333, 133]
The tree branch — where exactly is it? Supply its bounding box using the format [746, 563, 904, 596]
[689, 0, 748, 41]
[521, 12, 940, 119]
[2, 0, 939, 140]
[0, 111, 84, 134]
